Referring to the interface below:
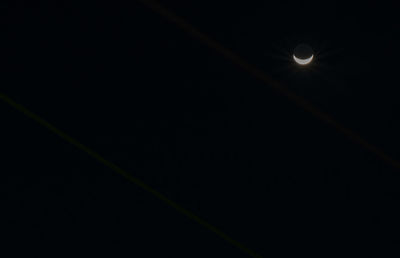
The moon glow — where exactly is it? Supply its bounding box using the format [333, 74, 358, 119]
[293, 54, 313, 65]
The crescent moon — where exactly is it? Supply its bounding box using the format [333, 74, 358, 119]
[293, 54, 314, 65]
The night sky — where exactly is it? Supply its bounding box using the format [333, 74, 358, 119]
[1, 1, 400, 257]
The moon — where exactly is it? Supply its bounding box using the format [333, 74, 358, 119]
[293, 44, 314, 65]
[293, 54, 313, 65]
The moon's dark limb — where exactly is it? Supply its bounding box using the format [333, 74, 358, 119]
[294, 44, 314, 59]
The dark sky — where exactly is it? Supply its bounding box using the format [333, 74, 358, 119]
[1, 1, 400, 257]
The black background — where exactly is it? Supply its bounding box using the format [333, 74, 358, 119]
[1, 1, 399, 257]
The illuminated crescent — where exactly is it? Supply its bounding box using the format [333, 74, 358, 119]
[293, 54, 313, 65]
